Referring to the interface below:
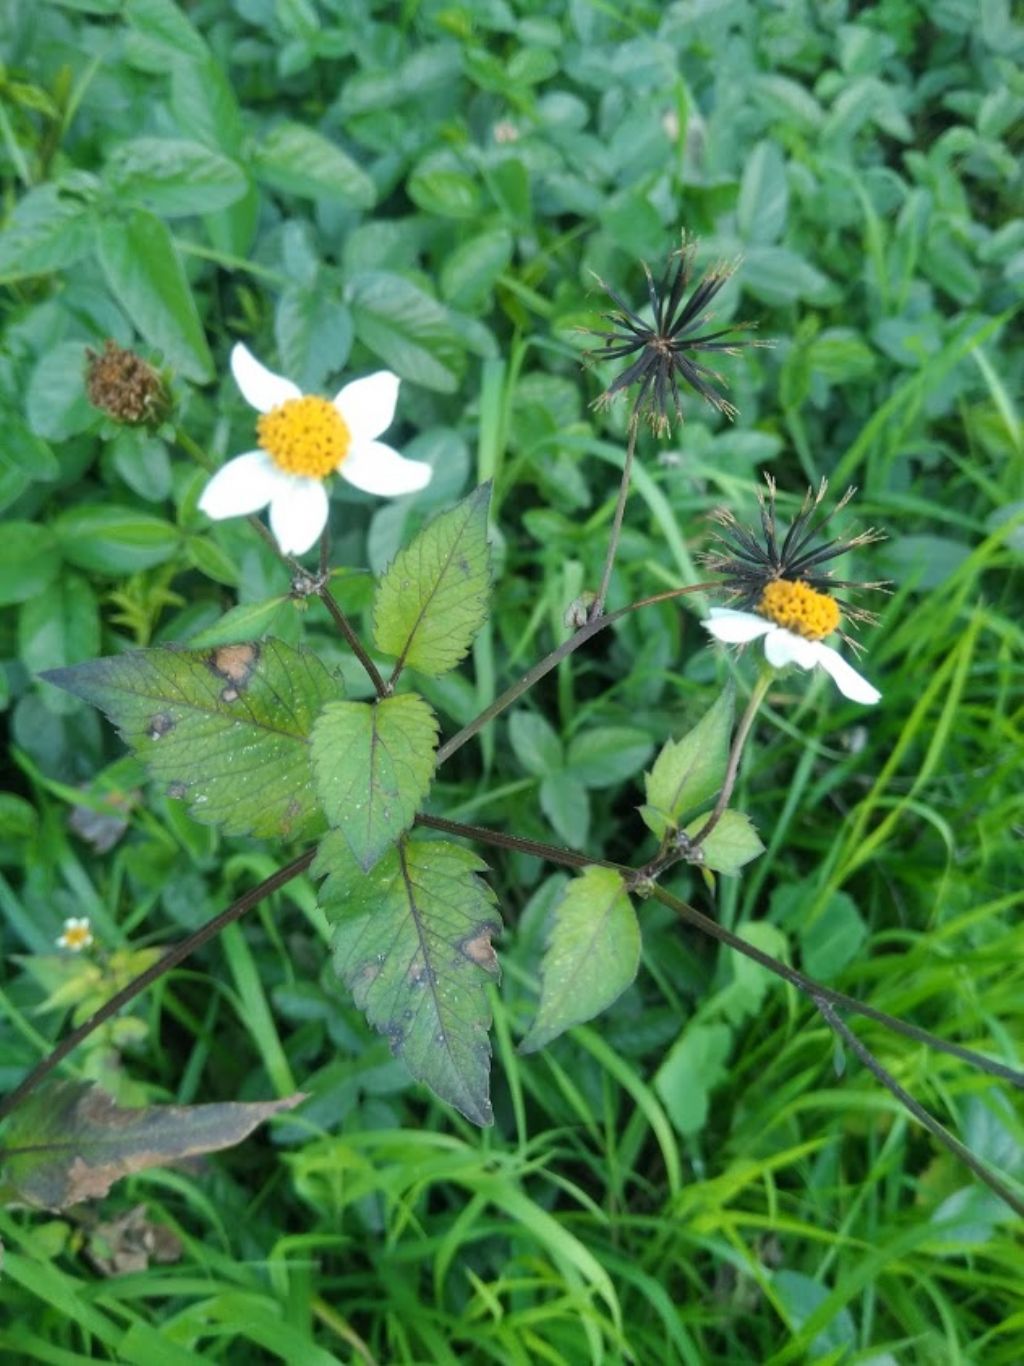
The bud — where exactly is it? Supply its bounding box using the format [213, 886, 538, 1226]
[85, 340, 168, 426]
[563, 591, 597, 630]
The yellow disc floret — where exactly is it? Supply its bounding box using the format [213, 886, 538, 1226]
[757, 579, 840, 640]
[257, 396, 350, 478]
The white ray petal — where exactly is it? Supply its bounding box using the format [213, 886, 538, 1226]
[231, 343, 301, 413]
[341, 440, 432, 497]
[703, 608, 774, 644]
[268, 478, 329, 555]
[198, 451, 284, 519]
[334, 371, 400, 443]
[763, 628, 819, 671]
[810, 642, 881, 704]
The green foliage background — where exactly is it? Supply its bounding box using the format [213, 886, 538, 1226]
[1, 0, 1022, 1360]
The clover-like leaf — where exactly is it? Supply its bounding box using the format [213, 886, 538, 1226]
[43, 638, 342, 840]
[373, 484, 492, 677]
[519, 866, 640, 1054]
[311, 692, 438, 871]
[640, 682, 734, 839]
[0, 1080, 304, 1210]
[314, 834, 500, 1125]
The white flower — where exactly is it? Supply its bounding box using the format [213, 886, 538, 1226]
[56, 917, 94, 952]
[704, 607, 881, 705]
[198, 345, 432, 555]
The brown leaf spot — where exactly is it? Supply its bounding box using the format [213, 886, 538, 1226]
[458, 925, 499, 973]
[219, 685, 240, 703]
[209, 642, 260, 687]
[87, 1203, 183, 1277]
[355, 961, 381, 988]
[407, 961, 433, 989]
[279, 798, 302, 834]
[147, 712, 174, 740]
[65, 1155, 122, 1203]
[167, 781, 188, 800]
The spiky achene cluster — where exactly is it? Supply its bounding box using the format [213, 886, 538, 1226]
[585, 238, 771, 433]
[704, 477, 888, 646]
[85, 340, 167, 425]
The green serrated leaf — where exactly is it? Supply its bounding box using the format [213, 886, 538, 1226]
[373, 484, 492, 677]
[95, 209, 214, 382]
[520, 867, 639, 1053]
[312, 693, 438, 871]
[314, 835, 500, 1125]
[0, 1079, 303, 1210]
[642, 683, 734, 838]
[186, 597, 292, 648]
[42, 638, 342, 840]
[682, 809, 764, 877]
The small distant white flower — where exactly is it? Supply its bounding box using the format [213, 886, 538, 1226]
[198, 344, 432, 555]
[56, 917, 94, 952]
[704, 606, 880, 705]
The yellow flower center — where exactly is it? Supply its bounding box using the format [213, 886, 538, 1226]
[757, 579, 840, 640]
[257, 396, 350, 478]
[61, 925, 92, 950]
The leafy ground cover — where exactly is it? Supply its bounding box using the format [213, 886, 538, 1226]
[1, 0, 1023, 1360]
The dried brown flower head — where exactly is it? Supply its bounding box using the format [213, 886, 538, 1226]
[584, 236, 771, 434]
[85, 340, 167, 425]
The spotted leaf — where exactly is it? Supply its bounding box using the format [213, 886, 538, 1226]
[373, 483, 492, 677]
[42, 638, 342, 840]
[0, 1080, 304, 1210]
[311, 692, 439, 871]
[314, 834, 501, 1125]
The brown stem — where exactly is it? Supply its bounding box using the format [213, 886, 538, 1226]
[1, 583, 709, 1116]
[435, 812, 1024, 1212]
[651, 885, 1024, 1089]
[317, 586, 390, 698]
[0, 851, 315, 1125]
[416, 813, 598, 869]
[178, 434, 385, 696]
[436, 582, 717, 766]
[688, 669, 773, 849]
[814, 996, 1024, 1219]
[590, 418, 639, 621]
[420, 815, 1024, 1091]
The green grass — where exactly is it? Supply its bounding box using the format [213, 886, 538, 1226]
[2, 0, 1023, 1360]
